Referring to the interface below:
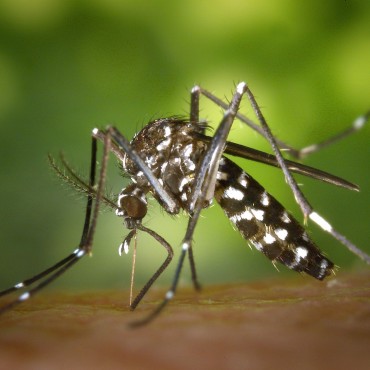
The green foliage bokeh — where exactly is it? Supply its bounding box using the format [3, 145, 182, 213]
[0, 0, 369, 293]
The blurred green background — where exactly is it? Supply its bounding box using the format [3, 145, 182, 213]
[0, 0, 369, 296]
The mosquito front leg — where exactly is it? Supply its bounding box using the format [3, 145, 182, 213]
[93, 126, 179, 215]
[0, 133, 110, 314]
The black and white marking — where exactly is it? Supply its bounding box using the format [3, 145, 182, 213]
[215, 157, 333, 280]
[0, 83, 368, 325]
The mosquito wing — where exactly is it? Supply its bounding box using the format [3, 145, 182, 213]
[197, 133, 359, 191]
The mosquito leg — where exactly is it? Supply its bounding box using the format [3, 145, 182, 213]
[238, 85, 313, 218]
[128, 238, 187, 327]
[129, 83, 248, 326]
[198, 87, 268, 140]
[199, 88, 368, 159]
[189, 82, 247, 213]
[197, 83, 369, 263]
[95, 126, 179, 215]
[0, 252, 83, 314]
[190, 85, 200, 126]
[243, 84, 370, 264]
[80, 136, 97, 248]
[187, 83, 247, 293]
[187, 246, 201, 291]
[129, 225, 174, 311]
[83, 130, 111, 251]
[186, 82, 247, 292]
[308, 212, 370, 264]
[0, 252, 78, 299]
[294, 111, 369, 159]
[129, 195, 207, 327]
[187, 85, 204, 291]
[0, 136, 101, 314]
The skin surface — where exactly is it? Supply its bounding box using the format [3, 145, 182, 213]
[0, 270, 369, 370]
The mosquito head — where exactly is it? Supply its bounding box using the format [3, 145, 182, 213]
[115, 184, 148, 229]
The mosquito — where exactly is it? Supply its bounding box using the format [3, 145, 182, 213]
[0, 82, 369, 326]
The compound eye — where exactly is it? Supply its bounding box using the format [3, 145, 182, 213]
[117, 185, 148, 220]
[119, 194, 147, 219]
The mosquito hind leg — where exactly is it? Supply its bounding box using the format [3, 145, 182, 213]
[206, 84, 370, 264]
[199, 87, 368, 159]
[293, 111, 369, 158]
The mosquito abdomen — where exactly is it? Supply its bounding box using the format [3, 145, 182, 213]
[214, 157, 334, 280]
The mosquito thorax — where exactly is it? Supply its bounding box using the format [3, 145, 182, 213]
[122, 118, 209, 213]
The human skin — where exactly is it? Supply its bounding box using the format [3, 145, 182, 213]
[0, 270, 369, 370]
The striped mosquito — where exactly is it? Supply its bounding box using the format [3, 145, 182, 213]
[1, 82, 369, 326]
